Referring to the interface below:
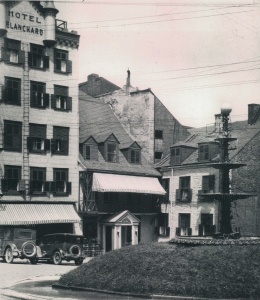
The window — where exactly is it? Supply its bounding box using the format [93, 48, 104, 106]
[201, 175, 215, 193]
[51, 85, 72, 111]
[52, 126, 69, 155]
[30, 81, 49, 108]
[155, 130, 163, 139]
[199, 144, 209, 161]
[4, 121, 22, 152]
[4, 77, 21, 105]
[2, 165, 21, 193]
[54, 49, 72, 73]
[176, 176, 192, 202]
[28, 124, 49, 153]
[155, 151, 163, 160]
[53, 168, 71, 194]
[162, 179, 170, 203]
[2, 38, 24, 64]
[85, 145, 91, 160]
[29, 44, 49, 69]
[107, 143, 118, 162]
[130, 149, 141, 164]
[171, 147, 180, 165]
[30, 167, 46, 194]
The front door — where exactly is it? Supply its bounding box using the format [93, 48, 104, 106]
[201, 214, 213, 236]
[121, 226, 132, 247]
[105, 226, 112, 252]
[179, 213, 191, 236]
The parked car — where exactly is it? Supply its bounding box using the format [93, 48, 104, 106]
[0, 227, 42, 264]
[38, 233, 85, 265]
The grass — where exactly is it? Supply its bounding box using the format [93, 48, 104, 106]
[59, 242, 260, 299]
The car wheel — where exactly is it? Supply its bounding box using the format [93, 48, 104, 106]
[21, 242, 37, 258]
[75, 258, 83, 265]
[30, 258, 38, 264]
[5, 247, 14, 264]
[52, 251, 62, 265]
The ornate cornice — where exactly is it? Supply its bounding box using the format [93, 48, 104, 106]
[55, 29, 80, 49]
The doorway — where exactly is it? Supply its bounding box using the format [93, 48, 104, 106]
[201, 214, 213, 236]
[105, 226, 112, 252]
[121, 226, 132, 247]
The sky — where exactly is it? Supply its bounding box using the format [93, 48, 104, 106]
[54, 0, 260, 128]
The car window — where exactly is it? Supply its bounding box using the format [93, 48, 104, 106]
[17, 231, 33, 239]
[4, 229, 12, 240]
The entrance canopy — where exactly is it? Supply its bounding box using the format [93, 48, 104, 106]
[92, 173, 166, 195]
[0, 202, 81, 226]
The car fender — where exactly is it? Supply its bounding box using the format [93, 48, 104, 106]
[4, 243, 19, 256]
[36, 245, 43, 258]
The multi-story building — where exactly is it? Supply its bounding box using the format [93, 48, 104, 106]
[79, 71, 190, 164]
[0, 1, 81, 236]
[157, 104, 260, 239]
[78, 94, 167, 252]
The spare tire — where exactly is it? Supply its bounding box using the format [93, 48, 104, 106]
[69, 245, 81, 258]
[21, 241, 37, 258]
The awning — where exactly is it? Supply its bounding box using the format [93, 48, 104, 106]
[92, 173, 166, 195]
[0, 203, 81, 225]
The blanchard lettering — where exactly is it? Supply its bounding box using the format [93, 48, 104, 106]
[6, 21, 43, 36]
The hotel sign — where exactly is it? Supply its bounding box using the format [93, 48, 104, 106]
[6, 10, 44, 36]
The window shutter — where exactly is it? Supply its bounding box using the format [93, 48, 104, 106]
[18, 50, 25, 64]
[43, 56, 49, 69]
[51, 94, 56, 109]
[27, 137, 33, 151]
[79, 143, 83, 156]
[60, 139, 68, 153]
[43, 93, 49, 108]
[44, 139, 50, 151]
[66, 182, 71, 194]
[66, 60, 72, 73]
[188, 228, 192, 236]
[175, 189, 180, 201]
[1, 47, 9, 62]
[51, 139, 57, 152]
[202, 176, 209, 191]
[50, 181, 56, 193]
[28, 52, 33, 67]
[30, 91, 37, 107]
[166, 227, 170, 236]
[175, 227, 181, 236]
[66, 97, 72, 111]
[44, 181, 51, 192]
[1, 179, 8, 193]
[187, 189, 192, 200]
[209, 175, 215, 191]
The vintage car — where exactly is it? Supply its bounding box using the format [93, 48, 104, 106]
[0, 227, 42, 264]
[38, 233, 85, 265]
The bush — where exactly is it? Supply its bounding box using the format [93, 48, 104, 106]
[59, 243, 260, 299]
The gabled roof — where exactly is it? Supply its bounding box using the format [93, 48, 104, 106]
[79, 96, 160, 177]
[157, 120, 260, 169]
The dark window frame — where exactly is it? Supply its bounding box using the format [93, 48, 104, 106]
[28, 124, 49, 153]
[52, 126, 69, 156]
[30, 81, 49, 108]
[2, 165, 21, 194]
[130, 149, 141, 164]
[29, 43, 49, 69]
[54, 49, 72, 74]
[199, 144, 210, 161]
[106, 142, 118, 163]
[4, 120, 22, 152]
[30, 167, 46, 194]
[53, 168, 71, 195]
[2, 38, 25, 65]
[155, 151, 163, 160]
[171, 147, 180, 165]
[155, 130, 163, 139]
[4, 77, 21, 106]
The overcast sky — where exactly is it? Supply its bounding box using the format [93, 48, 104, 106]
[54, 0, 260, 128]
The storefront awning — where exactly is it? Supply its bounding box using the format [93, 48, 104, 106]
[0, 203, 81, 225]
[92, 173, 166, 195]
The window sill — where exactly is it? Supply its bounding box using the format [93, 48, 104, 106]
[29, 66, 48, 71]
[29, 150, 47, 154]
[3, 61, 24, 66]
[54, 70, 69, 75]
[30, 192, 46, 196]
[30, 105, 48, 110]
[3, 191, 21, 195]
[51, 151, 68, 156]
[53, 108, 71, 112]
[52, 192, 70, 197]
[3, 148, 22, 152]
[2, 101, 21, 106]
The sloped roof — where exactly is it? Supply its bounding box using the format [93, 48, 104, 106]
[157, 120, 260, 168]
[79, 97, 160, 177]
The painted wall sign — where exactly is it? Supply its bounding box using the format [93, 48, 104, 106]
[6, 10, 44, 36]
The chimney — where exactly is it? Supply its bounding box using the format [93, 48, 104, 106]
[248, 104, 260, 125]
[125, 69, 132, 94]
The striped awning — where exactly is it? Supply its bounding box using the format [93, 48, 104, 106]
[0, 203, 81, 225]
[92, 173, 166, 195]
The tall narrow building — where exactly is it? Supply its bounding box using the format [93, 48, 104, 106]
[0, 1, 81, 236]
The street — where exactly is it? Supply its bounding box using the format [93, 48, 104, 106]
[0, 258, 79, 291]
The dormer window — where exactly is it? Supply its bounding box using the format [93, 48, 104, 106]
[171, 147, 180, 165]
[198, 142, 219, 162]
[80, 137, 98, 161]
[130, 149, 141, 164]
[107, 143, 117, 162]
